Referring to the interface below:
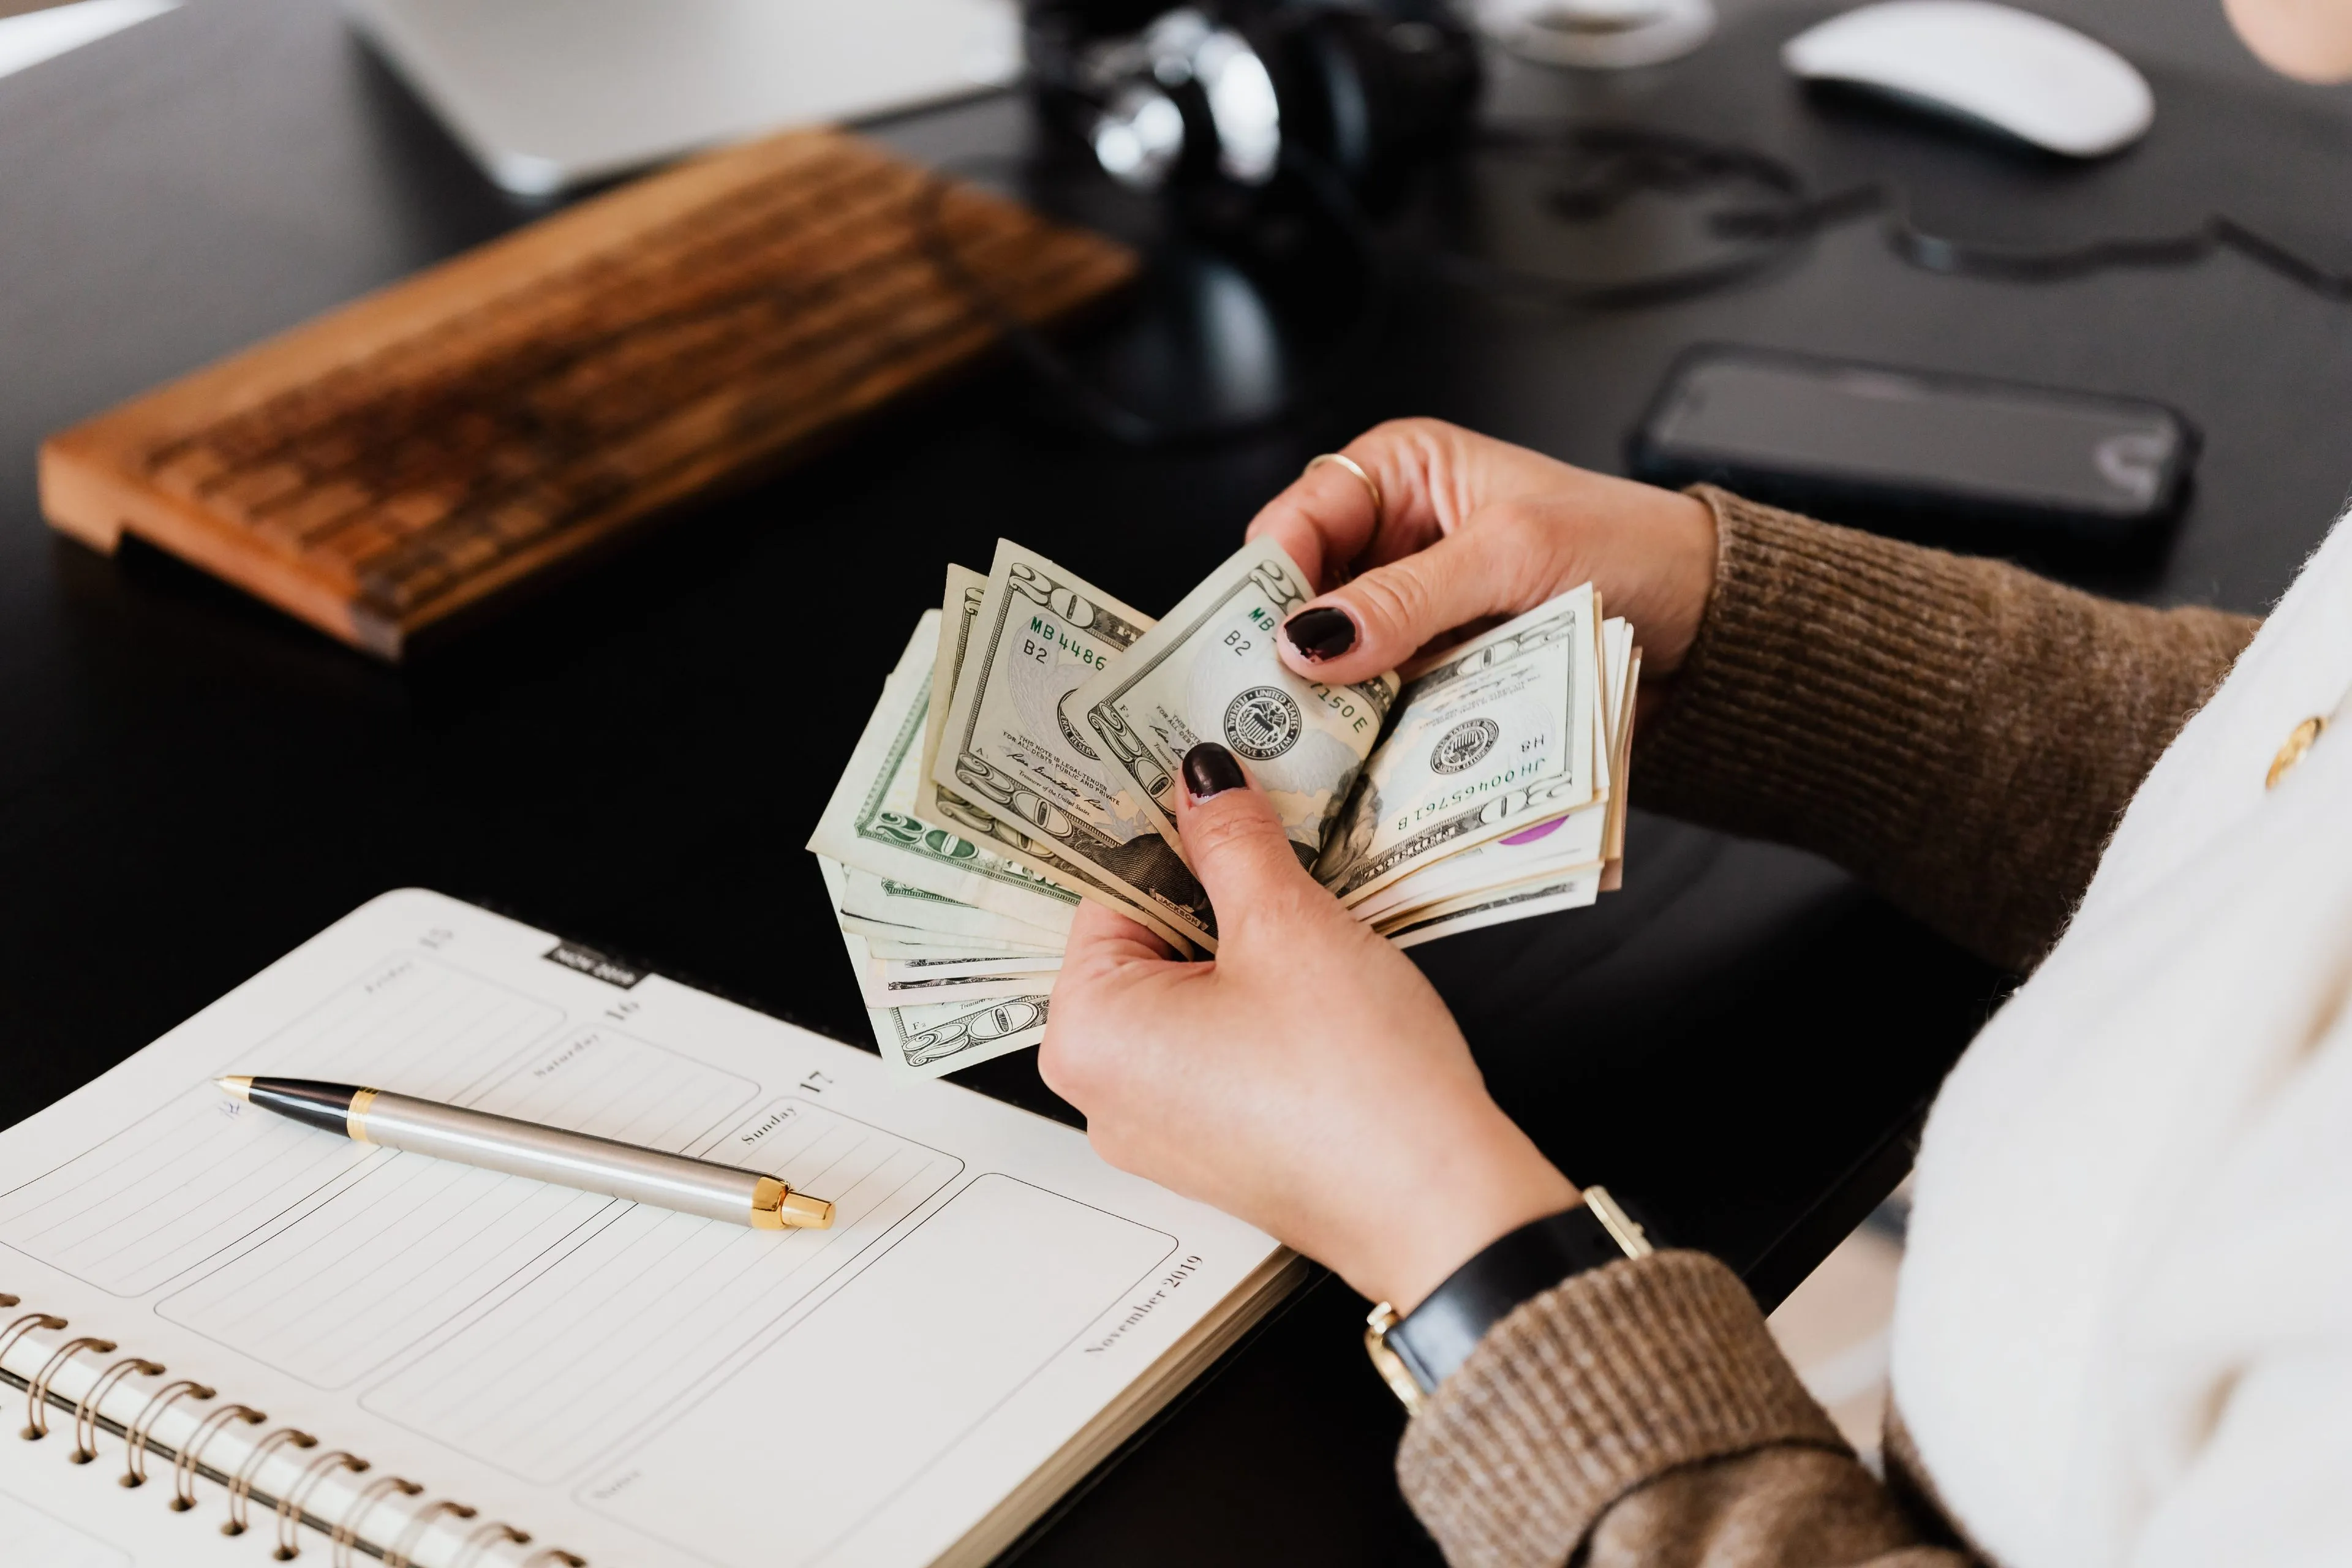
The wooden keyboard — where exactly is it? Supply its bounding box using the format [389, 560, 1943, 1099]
[41, 129, 1134, 659]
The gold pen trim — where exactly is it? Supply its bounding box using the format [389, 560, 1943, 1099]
[346, 1087, 379, 1144]
[749, 1176, 834, 1230]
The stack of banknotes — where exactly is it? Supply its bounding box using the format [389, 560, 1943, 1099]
[809, 537, 1639, 1078]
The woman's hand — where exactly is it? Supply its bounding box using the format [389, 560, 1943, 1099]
[1044, 421, 1678, 1307]
[1041, 743, 1578, 1313]
[1247, 419, 1717, 690]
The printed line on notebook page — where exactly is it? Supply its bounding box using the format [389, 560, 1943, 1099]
[0, 954, 562, 1297]
[578, 1175, 1178, 1568]
[0, 1488, 132, 1568]
[154, 1020, 758, 1389]
[362, 1099, 963, 1484]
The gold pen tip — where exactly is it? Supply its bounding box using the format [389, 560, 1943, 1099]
[781, 1190, 834, 1229]
[215, 1076, 253, 1101]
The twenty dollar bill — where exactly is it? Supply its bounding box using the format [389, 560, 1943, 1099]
[1316, 586, 1598, 907]
[807, 613, 1080, 939]
[1071, 540, 1400, 881]
[931, 540, 1212, 951]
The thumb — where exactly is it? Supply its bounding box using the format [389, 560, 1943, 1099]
[1275, 516, 1538, 687]
[1174, 742, 1322, 941]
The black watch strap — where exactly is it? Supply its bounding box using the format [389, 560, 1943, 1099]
[1365, 1186, 1653, 1411]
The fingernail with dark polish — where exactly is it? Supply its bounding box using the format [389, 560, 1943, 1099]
[1283, 605, 1357, 662]
[1182, 742, 1246, 802]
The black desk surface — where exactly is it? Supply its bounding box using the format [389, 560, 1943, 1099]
[3, 1, 2348, 1561]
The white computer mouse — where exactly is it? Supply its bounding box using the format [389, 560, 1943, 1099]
[1782, 0, 2153, 157]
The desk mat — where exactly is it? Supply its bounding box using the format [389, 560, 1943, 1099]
[38, 128, 1135, 660]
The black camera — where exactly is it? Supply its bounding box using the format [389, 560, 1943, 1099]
[1024, 1, 1482, 206]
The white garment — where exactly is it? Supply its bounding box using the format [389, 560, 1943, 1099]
[1893, 510, 2352, 1568]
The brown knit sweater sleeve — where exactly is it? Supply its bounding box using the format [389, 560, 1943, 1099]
[1396, 1251, 1966, 1568]
[1391, 504, 2260, 1566]
[1635, 489, 2258, 970]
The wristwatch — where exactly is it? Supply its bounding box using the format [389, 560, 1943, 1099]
[1363, 1186, 1654, 1414]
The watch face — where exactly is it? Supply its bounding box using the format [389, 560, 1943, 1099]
[1363, 1304, 1430, 1412]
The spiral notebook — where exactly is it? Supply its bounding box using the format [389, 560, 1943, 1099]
[0, 891, 1299, 1567]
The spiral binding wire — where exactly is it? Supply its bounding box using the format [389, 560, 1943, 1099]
[26, 1336, 115, 1438]
[336, 1474, 423, 1568]
[176, 1403, 266, 1512]
[277, 1449, 366, 1558]
[389, 1499, 477, 1566]
[122, 1377, 213, 1487]
[71, 1354, 162, 1463]
[0, 1292, 579, 1565]
[454, 1522, 532, 1567]
[0, 1309, 66, 1371]
[225, 1425, 315, 1536]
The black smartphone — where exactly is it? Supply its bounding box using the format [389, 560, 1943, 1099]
[1627, 345, 2198, 543]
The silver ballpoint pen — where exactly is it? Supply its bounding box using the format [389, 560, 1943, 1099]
[216, 1076, 834, 1229]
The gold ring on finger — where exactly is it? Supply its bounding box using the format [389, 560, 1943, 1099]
[1303, 452, 1382, 525]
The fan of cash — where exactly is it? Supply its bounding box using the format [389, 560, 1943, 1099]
[809, 537, 1639, 1079]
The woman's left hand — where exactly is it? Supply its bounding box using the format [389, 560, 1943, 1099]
[1041, 742, 1577, 1313]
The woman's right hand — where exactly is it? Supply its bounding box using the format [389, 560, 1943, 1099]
[1245, 419, 1718, 690]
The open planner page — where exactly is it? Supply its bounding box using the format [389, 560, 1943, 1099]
[0, 889, 1289, 1568]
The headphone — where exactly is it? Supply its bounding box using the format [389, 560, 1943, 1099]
[1024, 1, 1483, 207]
